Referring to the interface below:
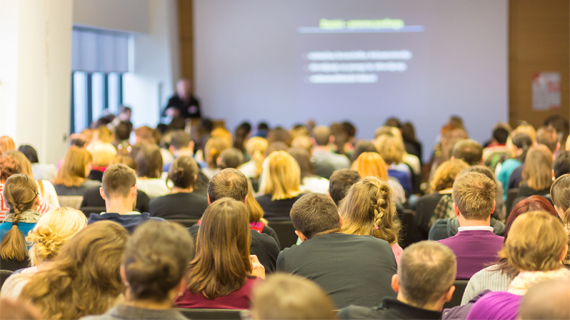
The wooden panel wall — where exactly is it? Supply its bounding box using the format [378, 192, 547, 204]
[509, 0, 569, 128]
[178, 0, 194, 81]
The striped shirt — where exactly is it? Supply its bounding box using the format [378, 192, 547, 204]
[0, 183, 54, 220]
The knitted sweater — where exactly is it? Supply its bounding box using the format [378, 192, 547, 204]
[461, 265, 514, 305]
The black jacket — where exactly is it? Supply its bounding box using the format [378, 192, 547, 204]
[339, 298, 442, 320]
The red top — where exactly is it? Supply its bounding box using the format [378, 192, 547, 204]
[175, 277, 258, 309]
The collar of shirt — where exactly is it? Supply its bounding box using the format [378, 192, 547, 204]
[458, 226, 494, 232]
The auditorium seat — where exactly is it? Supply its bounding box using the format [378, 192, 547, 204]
[80, 207, 106, 218]
[177, 308, 243, 320]
[398, 209, 415, 249]
[58, 196, 83, 210]
[164, 219, 199, 228]
[443, 279, 469, 309]
[267, 220, 298, 250]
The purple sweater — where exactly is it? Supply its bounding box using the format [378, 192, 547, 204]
[466, 291, 522, 320]
[438, 230, 503, 280]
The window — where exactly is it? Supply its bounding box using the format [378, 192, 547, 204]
[70, 27, 130, 133]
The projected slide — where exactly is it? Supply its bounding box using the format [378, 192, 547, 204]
[194, 0, 508, 154]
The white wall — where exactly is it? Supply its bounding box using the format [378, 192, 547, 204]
[73, 0, 150, 33]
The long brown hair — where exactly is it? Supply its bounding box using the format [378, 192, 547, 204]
[339, 176, 401, 244]
[522, 145, 553, 190]
[187, 198, 252, 299]
[551, 174, 570, 226]
[246, 179, 264, 223]
[53, 146, 93, 187]
[4, 150, 44, 196]
[20, 221, 128, 320]
[1, 174, 38, 262]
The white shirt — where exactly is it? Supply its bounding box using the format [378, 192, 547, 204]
[457, 226, 494, 232]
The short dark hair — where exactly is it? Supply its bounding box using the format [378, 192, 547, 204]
[451, 139, 483, 166]
[208, 169, 249, 203]
[102, 164, 137, 198]
[290, 193, 340, 239]
[17, 145, 38, 164]
[341, 121, 356, 138]
[219, 148, 244, 169]
[115, 121, 132, 141]
[329, 169, 361, 205]
[553, 151, 570, 179]
[537, 126, 559, 153]
[168, 156, 198, 189]
[170, 130, 191, 150]
[311, 126, 330, 146]
[135, 144, 163, 178]
[493, 127, 509, 144]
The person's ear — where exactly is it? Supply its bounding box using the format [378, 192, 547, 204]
[100, 187, 106, 201]
[444, 285, 456, 302]
[295, 230, 308, 242]
[34, 196, 41, 206]
[339, 215, 344, 228]
[491, 201, 496, 215]
[553, 169, 556, 179]
[453, 203, 461, 217]
[556, 142, 561, 152]
[120, 265, 128, 284]
[561, 244, 568, 262]
[207, 193, 211, 205]
[131, 185, 137, 198]
[169, 145, 175, 153]
[310, 137, 317, 146]
[189, 141, 195, 153]
[391, 274, 400, 292]
[329, 136, 335, 144]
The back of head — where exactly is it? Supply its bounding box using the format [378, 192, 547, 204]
[375, 135, 405, 165]
[251, 274, 336, 320]
[110, 155, 137, 171]
[21, 221, 129, 320]
[339, 176, 400, 244]
[54, 146, 93, 187]
[554, 151, 570, 179]
[135, 144, 163, 178]
[341, 121, 356, 139]
[351, 140, 378, 162]
[102, 164, 137, 199]
[519, 279, 570, 320]
[135, 126, 158, 144]
[260, 151, 301, 200]
[536, 126, 559, 153]
[267, 127, 292, 147]
[312, 126, 331, 146]
[505, 195, 558, 240]
[0, 298, 43, 320]
[124, 221, 194, 303]
[0, 156, 22, 182]
[522, 145, 553, 191]
[4, 150, 33, 177]
[384, 117, 401, 128]
[430, 159, 469, 192]
[492, 127, 510, 144]
[329, 169, 361, 205]
[551, 174, 570, 226]
[460, 165, 495, 182]
[189, 198, 251, 298]
[452, 172, 496, 220]
[168, 156, 198, 189]
[290, 193, 340, 239]
[500, 211, 567, 272]
[291, 136, 313, 153]
[510, 132, 533, 161]
[287, 147, 313, 179]
[401, 122, 416, 142]
[398, 241, 456, 307]
[351, 152, 388, 181]
[219, 148, 244, 169]
[27, 207, 87, 266]
[18, 145, 39, 164]
[170, 130, 191, 150]
[246, 137, 269, 178]
[205, 136, 231, 168]
[91, 143, 117, 167]
[0, 136, 16, 154]
[115, 121, 132, 141]
[451, 139, 482, 166]
[208, 168, 248, 203]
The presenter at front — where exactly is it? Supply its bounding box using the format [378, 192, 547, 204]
[162, 78, 201, 119]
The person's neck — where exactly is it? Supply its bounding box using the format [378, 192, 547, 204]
[458, 216, 491, 227]
[398, 293, 444, 312]
[105, 198, 136, 214]
[124, 298, 173, 310]
[174, 149, 193, 157]
[171, 187, 193, 194]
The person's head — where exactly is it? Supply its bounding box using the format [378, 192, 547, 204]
[290, 193, 341, 241]
[20, 221, 129, 320]
[0, 136, 16, 154]
[550, 174, 570, 226]
[536, 126, 559, 153]
[522, 145, 553, 191]
[509, 132, 533, 161]
[134, 126, 158, 145]
[452, 172, 496, 221]
[204, 136, 231, 169]
[234, 122, 252, 152]
[441, 129, 469, 160]
[513, 122, 537, 144]
[460, 165, 496, 182]
[500, 211, 567, 272]
[119, 105, 132, 120]
[492, 126, 510, 144]
[188, 198, 251, 298]
[519, 279, 570, 320]
[169, 130, 192, 152]
[259, 151, 301, 200]
[101, 164, 137, 208]
[135, 143, 163, 178]
[351, 152, 389, 182]
[245, 137, 268, 178]
[505, 195, 558, 241]
[53, 146, 93, 187]
[122, 221, 194, 304]
[291, 136, 313, 153]
[329, 169, 361, 205]
[401, 122, 417, 142]
[311, 126, 331, 146]
[267, 127, 292, 147]
[430, 159, 469, 192]
[287, 147, 314, 180]
[250, 273, 337, 320]
[375, 135, 405, 165]
[176, 78, 192, 97]
[17, 145, 38, 164]
[109, 155, 137, 171]
[553, 151, 570, 179]
[290, 124, 309, 139]
[93, 126, 114, 144]
[384, 117, 402, 128]
[208, 168, 249, 203]
[114, 121, 132, 142]
[339, 177, 401, 244]
[394, 241, 456, 310]
[451, 139, 483, 166]
[90, 143, 117, 167]
[350, 140, 378, 162]
[0, 156, 22, 183]
[27, 207, 87, 266]
[341, 121, 356, 141]
[218, 148, 244, 169]
[3, 150, 33, 177]
[168, 156, 198, 190]
[0, 174, 40, 262]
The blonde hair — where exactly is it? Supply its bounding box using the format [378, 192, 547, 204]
[0, 136, 16, 154]
[245, 137, 268, 178]
[90, 143, 117, 167]
[375, 135, 405, 165]
[452, 172, 497, 220]
[260, 151, 302, 200]
[211, 127, 233, 145]
[205, 137, 231, 169]
[339, 176, 401, 244]
[53, 147, 93, 187]
[523, 145, 553, 191]
[430, 159, 469, 192]
[246, 179, 264, 223]
[351, 152, 389, 181]
[500, 211, 567, 272]
[27, 207, 87, 266]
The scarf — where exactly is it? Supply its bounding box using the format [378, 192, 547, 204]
[3, 210, 42, 224]
[429, 193, 456, 228]
[507, 268, 570, 295]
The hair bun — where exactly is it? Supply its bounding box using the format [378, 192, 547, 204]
[30, 226, 64, 258]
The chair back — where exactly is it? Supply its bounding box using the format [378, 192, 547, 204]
[398, 209, 415, 249]
[164, 219, 200, 228]
[0, 270, 14, 290]
[176, 308, 243, 320]
[443, 279, 469, 309]
[267, 220, 298, 250]
[58, 196, 83, 210]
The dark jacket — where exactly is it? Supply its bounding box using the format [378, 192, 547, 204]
[149, 192, 209, 219]
[428, 218, 505, 241]
[410, 193, 446, 244]
[512, 183, 552, 209]
[81, 186, 151, 213]
[87, 212, 165, 233]
[339, 298, 442, 320]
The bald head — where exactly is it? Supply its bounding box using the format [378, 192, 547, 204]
[312, 126, 331, 146]
[519, 280, 570, 320]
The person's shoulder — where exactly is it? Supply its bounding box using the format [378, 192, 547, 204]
[83, 179, 102, 188]
[338, 305, 385, 320]
[428, 219, 449, 241]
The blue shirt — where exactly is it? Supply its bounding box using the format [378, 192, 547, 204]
[87, 212, 166, 233]
[0, 222, 36, 248]
[497, 159, 521, 200]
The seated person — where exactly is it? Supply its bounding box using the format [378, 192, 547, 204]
[519, 280, 570, 320]
[511, 145, 554, 208]
[438, 171, 504, 280]
[288, 147, 329, 194]
[311, 126, 350, 170]
[218, 147, 244, 169]
[339, 241, 456, 320]
[328, 169, 362, 205]
[150, 156, 208, 219]
[83, 221, 194, 320]
[553, 151, 570, 179]
[277, 193, 397, 308]
[163, 130, 194, 172]
[250, 273, 336, 320]
[53, 146, 101, 196]
[451, 139, 483, 166]
[176, 198, 265, 309]
[134, 144, 169, 199]
[87, 164, 165, 233]
[375, 135, 412, 195]
[188, 169, 279, 272]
